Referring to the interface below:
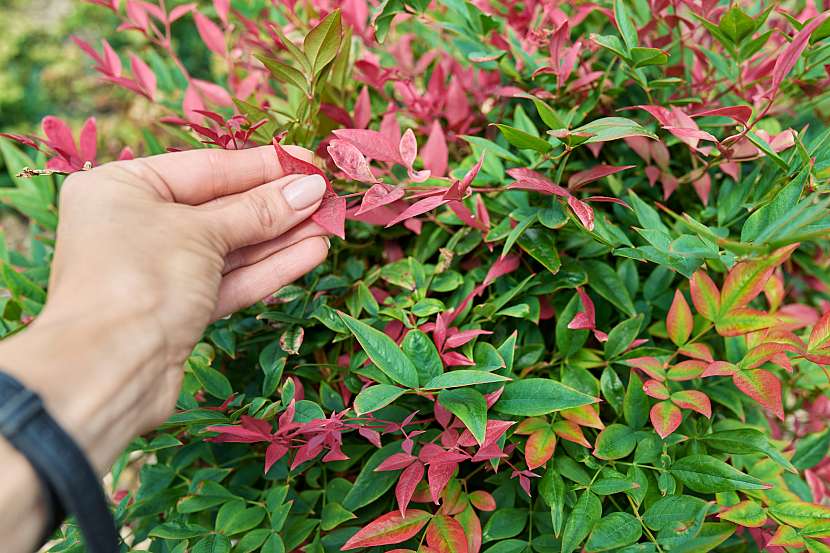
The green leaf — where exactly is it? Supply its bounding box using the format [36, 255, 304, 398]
[149, 522, 211, 539]
[518, 227, 561, 275]
[629, 47, 668, 67]
[438, 388, 488, 445]
[483, 508, 528, 541]
[603, 315, 643, 358]
[571, 117, 657, 144]
[343, 442, 402, 510]
[339, 313, 419, 388]
[671, 455, 770, 493]
[613, 0, 637, 51]
[700, 428, 797, 473]
[255, 54, 309, 92]
[561, 491, 602, 553]
[495, 378, 597, 416]
[540, 466, 566, 536]
[189, 359, 233, 400]
[303, 9, 342, 74]
[423, 370, 511, 389]
[192, 534, 232, 553]
[215, 500, 266, 535]
[585, 512, 642, 552]
[719, 7, 756, 45]
[353, 384, 407, 415]
[593, 424, 637, 460]
[583, 260, 636, 316]
[623, 373, 649, 428]
[321, 501, 356, 531]
[642, 495, 708, 531]
[494, 124, 553, 152]
[793, 428, 830, 470]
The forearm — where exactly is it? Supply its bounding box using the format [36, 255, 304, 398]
[0, 309, 165, 552]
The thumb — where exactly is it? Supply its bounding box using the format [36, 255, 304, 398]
[201, 173, 327, 252]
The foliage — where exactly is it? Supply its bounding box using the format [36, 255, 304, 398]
[3, 0, 830, 552]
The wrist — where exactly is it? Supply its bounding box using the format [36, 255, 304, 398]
[0, 306, 166, 472]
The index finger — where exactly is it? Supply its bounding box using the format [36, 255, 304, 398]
[128, 144, 314, 205]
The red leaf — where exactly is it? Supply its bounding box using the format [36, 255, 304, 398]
[354, 87, 371, 129]
[194, 11, 226, 56]
[377, 452, 418, 471]
[650, 400, 683, 439]
[341, 510, 431, 550]
[692, 171, 711, 205]
[426, 514, 469, 553]
[732, 369, 784, 420]
[567, 196, 594, 230]
[506, 168, 569, 196]
[691, 106, 752, 126]
[333, 128, 402, 163]
[667, 290, 693, 346]
[129, 53, 157, 100]
[445, 329, 492, 350]
[78, 117, 97, 165]
[664, 126, 718, 143]
[428, 462, 458, 504]
[396, 460, 425, 516]
[422, 121, 448, 177]
[468, 491, 496, 512]
[328, 139, 377, 182]
[643, 379, 670, 400]
[264, 442, 288, 473]
[567, 164, 634, 191]
[770, 13, 830, 95]
[670, 390, 712, 418]
[42, 116, 77, 158]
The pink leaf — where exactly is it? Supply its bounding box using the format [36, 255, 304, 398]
[102, 39, 122, 76]
[445, 329, 492, 350]
[506, 168, 570, 196]
[213, 0, 230, 25]
[312, 193, 347, 239]
[183, 85, 205, 123]
[377, 452, 417, 471]
[691, 106, 752, 126]
[692, 171, 711, 205]
[78, 117, 97, 165]
[357, 184, 406, 215]
[567, 196, 595, 230]
[568, 164, 634, 190]
[264, 443, 288, 473]
[168, 2, 196, 22]
[399, 129, 418, 169]
[194, 11, 226, 56]
[386, 195, 448, 227]
[332, 128, 402, 163]
[770, 13, 830, 95]
[328, 139, 377, 183]
[421, 121, 448, 177]
[584, 196, 630, 208]
[129, 53, 157, 100]
[192, 78, 232, 106]
[354, 87, 371, 129]
[42, 116, 77, 158]
[428, 462, 457, 504]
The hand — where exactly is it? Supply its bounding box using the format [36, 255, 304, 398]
[0, 145, 330, 470]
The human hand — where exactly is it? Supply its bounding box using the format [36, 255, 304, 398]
[0, 145, 330, 470]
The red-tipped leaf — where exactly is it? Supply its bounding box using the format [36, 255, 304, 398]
[341, 510, 431, 550]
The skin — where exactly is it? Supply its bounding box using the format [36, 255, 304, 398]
[0, 145, 330, 552]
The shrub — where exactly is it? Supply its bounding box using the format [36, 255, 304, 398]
[3, 1, 830, 552]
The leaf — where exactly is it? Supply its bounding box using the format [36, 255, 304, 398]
[568, 164, 634, 191]
[469, 491, 497, 511]
[426, 514, 469, 553]
[671, 455, 770, 493]
[650, 400, 683, 439]
[482, 508, 528, 541]
[354, 385, 407, 415]
[343, 442, 403, 510]
[304, 9, 342, 74]
[339, 313, 419, 388]
[495, 378, 598, 416]
[613, 0, 637, 51]
[701, 428, 796, 473]
[604, 315, 643, 359]
[793, 429, 830, 470]
[328, 140, 376, 182]
[312, 192, 347, 239]
[341, 510, 431, 549]
[583, 260, 636, 316]
[322, 502, 357, 531]
[494, 124, 553, 152]
[623, 373, 649, 429]
[424, 370, 511, 389]
[666, 290, 693, 346]
[732, 369, 784, 420]
[517, 227, 561, 275]
[190, 360, 233, 400]
[689, 270, 721, 320]
[768, 501, 830, 528]
[526, 427, 557, 469]
[585, 512, 642, 552]
[561, 491, 602, 553]
[215, 501, 266, 535]
[670, 390, 711, 418]
[718, 500, 767, 527]
[770, 13, 830, 94]
[402, 330, 444, 385]
[629, 47, 668, 67]
[643, 495, 707, 531]
[593, 424, 637, 460]
[194, 11, 225, 55]
[438, 388, 487, 445]
[256, 55, 308, 92]
[571, 117, 657, 144]
[718, 245, 797, 316]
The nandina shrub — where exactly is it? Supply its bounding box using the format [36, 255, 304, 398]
[4, 0, 830, 551]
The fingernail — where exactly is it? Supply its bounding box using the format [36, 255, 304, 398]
[283, 174, 326, 210]
[323, 236, 331, 249]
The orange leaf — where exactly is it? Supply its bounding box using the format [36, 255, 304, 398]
[643, 379, 670, 400]
[553, 420, 592, 447]
[559, 404, 604, 429]
[808, 310, 830, 352]
[690, 270, 720, 321]
[426, 514, 469, 553]
[677, 342, 714, 362]
[342, 510, 432, 550]
[525, 427, 557, 469]
[650, 400, 682, 439]
[732, 369, 784, 420]
[715, 308, 780, 337]
[455, 505, 482, 553]
[718, 244, 798, 317]
[670, 390, 712, 418]
[667, 290, 693, 345]
[468, 491, 496, 512]
[667, 360, 707, 381]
